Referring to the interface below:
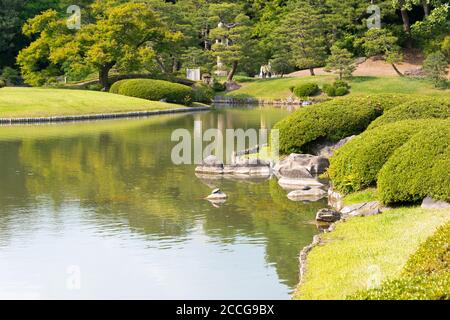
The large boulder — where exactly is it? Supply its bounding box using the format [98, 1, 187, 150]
[421, 197, 450, 210]
[310, 136, 355, 158]
[274, 154, 330, 177]
[316, 208, 341, 223]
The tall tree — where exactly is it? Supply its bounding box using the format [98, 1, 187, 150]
[209, 2, 256, 82]
[325, 45, 356, 80]
[358, 28, 404, 76]
[273, 2, 327, 76]
[18, 0, 171, 89]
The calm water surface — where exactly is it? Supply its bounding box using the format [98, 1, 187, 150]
[0, 106, 325, 299]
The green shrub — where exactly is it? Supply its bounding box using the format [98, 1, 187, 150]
[275, 94, 446, 154]
[333, 80, 350, 89]
[293, 83, 320, 98]
[323, 84, 336, 97]
[0, 79, 5, 88]
[192, 83, 215, 103]
[335, 86, 349, 96]
[368, 98, 450, 129]
[403, 222, 450, 277]
[350, 222, 450, 300]
[275, 96, 387, 154]
[109, 79, 193, 105]
[212, 81, 226, 92]
[378, 126, 450, 204]
[329, 119, 448, 194]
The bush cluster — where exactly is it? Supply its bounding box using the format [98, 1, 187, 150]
[212, 81, 226, 92]
[328, 119, 448, 194]
[368, 97, 450, 129]
[377, 126, 450, 204]
[0, 79, 5, 88]
[351, 222, 450, 300]
[293, 83, 320, 98]
[110, 79, 193, 105]
[192, 83, 215, 103]
[274, 95, 396, 154]
[323, 80, 350, 97]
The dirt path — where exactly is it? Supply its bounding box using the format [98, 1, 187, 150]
[287, 53, 450, 78]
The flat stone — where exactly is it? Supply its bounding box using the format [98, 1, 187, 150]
[421, 197, 450, 210]
[278, 177, 325, 190]
[287, 188, 327, 202]
[273, 153, 329, 177]
[316, 208, 341, 223]
[340, 201, 384, 218]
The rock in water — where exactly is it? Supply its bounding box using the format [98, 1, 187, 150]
[316, 208, 341, 223]
[206, 189, 227, 200]
[287, 188, 327, 202]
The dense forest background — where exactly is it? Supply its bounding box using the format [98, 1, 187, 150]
[0, 0, 449, 87]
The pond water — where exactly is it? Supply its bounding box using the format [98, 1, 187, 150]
[0, 106, 325, 299]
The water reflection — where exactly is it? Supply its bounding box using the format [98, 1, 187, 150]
[0, 107, 325, 299]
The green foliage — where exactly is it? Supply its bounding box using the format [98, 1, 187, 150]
[325, 45, 356, 80]
[368, 97, 450, 129]
[0, 79, 5, 88]
[293, 83, 320, 98]
[423, 51, 449, 88]
[1, 67, 22, 85]
[323, 80, 350, 97]
[212, 81, 226, 92]
[110, 79, 193, 105]
[329, 119, 449, 194]
[351, 222, 450, 300]
[275, 95, 393, 154]
[272, 2, 327, 75]
[378, 126, 450, 204]
[192, 83, 215, 103]
[335, 87, 349, 96]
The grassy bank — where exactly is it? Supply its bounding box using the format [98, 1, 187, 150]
[294, 206, 449, 300]
[225, 76, 449, 100]
[0, 87, 186, 118]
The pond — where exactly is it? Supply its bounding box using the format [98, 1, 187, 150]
[0, 106, 325, 299]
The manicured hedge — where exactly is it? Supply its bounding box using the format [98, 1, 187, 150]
[368, 97, 450, 129]
[0, 79, 5, 88]
[274, 95, 400, 154]
[377, 126, 450, 204]
[351, 222, 450, 300]
[329, 119, 449, 194]
[110, 79, 193, 105]
[192, 83, 215, 103]
[293, 83, 320, 98]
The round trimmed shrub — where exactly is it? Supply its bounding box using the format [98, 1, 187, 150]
[329, 119, 449, 194]
[110, 79, 193, 105]
[0, 79, 5, 88]
[333, 80, 350, 89]
[293, 83, 320, 98]
[335, 86, 349, 96]
[377, 126, 450, 204]
[323, 84, 336, 97]
[368, 98, 450, 129]
[275, 96, 390, 154]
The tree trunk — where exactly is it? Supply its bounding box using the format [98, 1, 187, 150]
[309, 68, 315, 76]
[227, 61, 238, 82]
[422, 1, 430, 17]
[339, 71, 343, 80]
[99, 63, 114, 91]
[391, 64, 404, 77]
[400, 8, 413, 48]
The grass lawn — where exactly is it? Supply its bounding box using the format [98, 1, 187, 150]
[294, 206, 450, 300]
[0, 87, 185, 118]
[224, 76, 450, 100]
